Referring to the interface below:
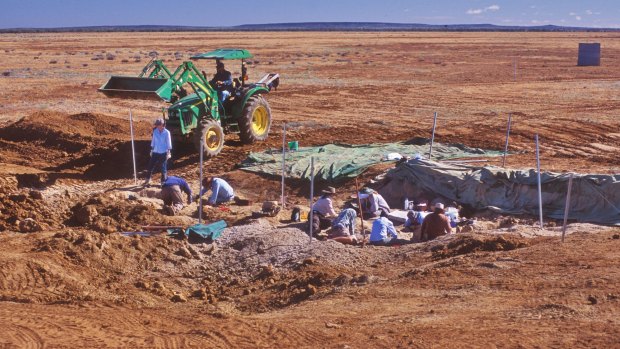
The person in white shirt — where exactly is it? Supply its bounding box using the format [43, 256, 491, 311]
[143, 118, 172, 186]
[309, 186, 337, 234]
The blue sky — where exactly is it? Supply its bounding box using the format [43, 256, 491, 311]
[1, 0, 619, 29]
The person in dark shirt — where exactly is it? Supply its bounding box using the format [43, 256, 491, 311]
[421, 203, 452, 241]
[160, 176, 193, 216]
[210, 61, 233, 102]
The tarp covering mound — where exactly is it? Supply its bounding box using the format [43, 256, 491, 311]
[378, 159, 620, 226]
[240, 142, 502, 181]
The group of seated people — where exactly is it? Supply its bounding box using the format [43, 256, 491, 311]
[309, 186, 456, 246]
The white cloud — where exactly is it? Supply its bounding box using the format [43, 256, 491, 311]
[466, 4, 500, 15]
[585, 10, 593, 15]
[569, 12, 576, 16]
[575, 16, 582, 20]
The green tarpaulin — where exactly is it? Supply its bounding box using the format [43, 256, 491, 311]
[240, 142, 503, 181]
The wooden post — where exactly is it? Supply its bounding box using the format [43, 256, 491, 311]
[428, 112, 438, 160]
[309, 156, 314, 244]
[355, 177, 366, 247]
[535, 134, 543, 229]
[502, 113, 512, 168]
[561, 174, 574, 242]
[513, 57, 517, 82]
[129, 109, 137, 186]
[198, 140, 204, 224]
[281, 123, 286, 209]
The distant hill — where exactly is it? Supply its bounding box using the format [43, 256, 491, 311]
[1, 22, 618, 33]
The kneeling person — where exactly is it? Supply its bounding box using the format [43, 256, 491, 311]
[369, 216, 410, 246]
[199, 177, 234, 206]
[327, 208, 358, 245]
[161, 176, 193, 216]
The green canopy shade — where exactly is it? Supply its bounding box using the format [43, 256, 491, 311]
[191, 48, 253, 60]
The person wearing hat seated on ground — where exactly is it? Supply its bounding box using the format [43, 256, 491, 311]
[144, 118, 172, 186]
[359, 188, 391, 219]
[327, 208, 358, 245]
[369, 214, 411, 246]
[421, 203, 452, 241]
[198, 176, 234, 206]
[405, 202, 430, 243]
[160, 176, 193, 216]
[309, 186, 337, 235]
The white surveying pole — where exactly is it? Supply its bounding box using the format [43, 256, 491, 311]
[199, 140, 204, 224]
[428, 112, 438, 159]
[502, 113, 512, 168]
[129, 109, 137, 186]
[561, 174, 574, 242]
[309, 156, 315, 244]
[281, 123, 287, 209]
[535, 134, 543, 229]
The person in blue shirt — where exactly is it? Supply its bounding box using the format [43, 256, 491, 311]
[210, 61, 233, 103]
[160, 176, 193, 216]
[369, 216, 410, 246]
[199, 177, 234, 206]
[327, 208, 358, 245]
[144, 118, 172, 186]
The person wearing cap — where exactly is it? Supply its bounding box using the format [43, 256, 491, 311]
[405, 202, 430, 243]
[359, 188, 391, 219]
[160, 176, 193, 216]
[198, 176, 234, 206]
[144, 118, 172, 186]
[310, 186, 337, 234]
[369, 216, 410, 246]
[327, 208, 358, 245]
[421, 203, 452, 241]
[210, 61, 233, 102]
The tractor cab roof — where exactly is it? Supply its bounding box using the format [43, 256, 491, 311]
[190, 48, 253, 60]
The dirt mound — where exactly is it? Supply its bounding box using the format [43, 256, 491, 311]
[0, 185, 68, 232]
[431, 233, 530, 259]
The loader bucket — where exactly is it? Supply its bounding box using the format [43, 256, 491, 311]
[98, 76, 174, 101]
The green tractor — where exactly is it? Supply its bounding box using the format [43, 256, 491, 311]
[99, 48, 279, 156]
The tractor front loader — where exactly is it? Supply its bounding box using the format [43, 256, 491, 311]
[98, 48, 279, 157]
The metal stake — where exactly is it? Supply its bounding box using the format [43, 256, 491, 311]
[199, 140, 204, 224]
[355, 177, 366, 247]
[428, 112, 438, 160]
[309, 156, 314, 244]
[129, 109, 137, 186]
[502, 113, 512, 168]
[561, 174, 574, 242]
[281, 123, 286, 209]
[535, 134, 543, 229]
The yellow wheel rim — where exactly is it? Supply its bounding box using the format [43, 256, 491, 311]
[205, 127, 220, 151]
[251, 106, 268, 135]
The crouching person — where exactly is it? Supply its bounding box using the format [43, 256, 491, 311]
[199, 177, 234, 206]
[161, 176, 192, 216]
[327, 208, 358, 245]
[309, 186, 337, 235]
[369, 216, 410, 246]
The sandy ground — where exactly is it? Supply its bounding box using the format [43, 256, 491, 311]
[0, 32, 619, 348]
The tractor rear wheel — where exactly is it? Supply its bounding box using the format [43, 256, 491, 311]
[194, 119, 224, 157]
[239, 95, 272, 144]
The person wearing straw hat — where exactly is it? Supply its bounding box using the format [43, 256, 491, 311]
[309, 186, 337, 234]
[421, 202, 452, 241]
[143, 118, 171, 186]
[359, 188, 391, 218]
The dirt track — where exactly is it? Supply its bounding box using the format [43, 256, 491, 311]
[0, 32, 619, 348]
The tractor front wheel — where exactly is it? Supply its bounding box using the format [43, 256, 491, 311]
[194, 119, 224, 157]
[239, 95, 272, 144]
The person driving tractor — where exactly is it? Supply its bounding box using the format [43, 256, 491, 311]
[210, 61, 233, 102]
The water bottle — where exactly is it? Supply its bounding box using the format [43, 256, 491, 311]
[403, 198, 409, 210]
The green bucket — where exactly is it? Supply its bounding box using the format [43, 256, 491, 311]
[288, 141, 299, 151]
